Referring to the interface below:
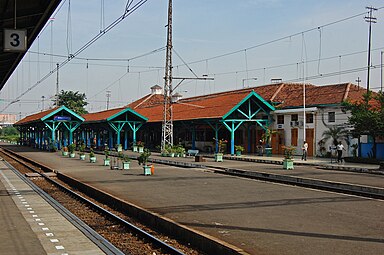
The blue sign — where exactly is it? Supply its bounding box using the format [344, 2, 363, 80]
[54, 116, 71, 121]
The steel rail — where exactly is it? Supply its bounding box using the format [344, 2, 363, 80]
[1, 148, 186, 255]
[1, 155, 124, 255]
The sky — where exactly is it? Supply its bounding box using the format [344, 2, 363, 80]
[2, 0, 384, 119]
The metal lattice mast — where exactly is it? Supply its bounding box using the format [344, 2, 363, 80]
[161, 0, 173, 151]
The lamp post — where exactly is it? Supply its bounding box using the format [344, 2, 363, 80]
[242, 78, 257, 88]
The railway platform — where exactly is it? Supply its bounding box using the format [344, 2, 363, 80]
[3, 143, 384, 255]
[0, 157, 106, 255]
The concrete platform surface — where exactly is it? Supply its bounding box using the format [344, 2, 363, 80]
[5, 144, 384, 255]
[0, 160, 106, 255]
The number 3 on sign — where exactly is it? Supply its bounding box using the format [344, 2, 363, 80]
[3, 29, 27, 52]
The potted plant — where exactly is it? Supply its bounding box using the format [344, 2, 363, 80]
[79, 143, 86, 160]
[161, 144, 172, 157]
[137, 141, 144, 153]
[89, 148, 97, 163]
[68, 143, 76, 158]
[262, 127, 279, 156]
[138, 148, 152, 175]
[282, 145, 296, 170]
[235, 145, 244, 156]
[104, 147, 110, 166]
[62, 146, 68, 156]
[122, 154, 131, 170]
[132, 142, 138, 152]
[176, 145, 186, 157]
[213, 138, 227, 162]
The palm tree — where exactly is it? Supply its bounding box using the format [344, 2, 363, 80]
[321, 126, 349, 146]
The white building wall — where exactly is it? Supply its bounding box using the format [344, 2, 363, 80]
[272, 105, 355, 157]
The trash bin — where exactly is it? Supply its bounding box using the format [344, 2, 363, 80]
[195, 155, 204, 162]
[265, 148, 272, 157]
[151, 165, 155, 175]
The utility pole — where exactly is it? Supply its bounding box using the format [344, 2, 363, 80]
[41, 96, 45, 111]
[161, 0, 173, 152]
[381, 51, 383, 92]
[356, 77, 361, 88]
[365, 6, 377, 94]
[160, 0, 213, 152]
[56, 63, 59, 106]
[106, 90, 111, 110]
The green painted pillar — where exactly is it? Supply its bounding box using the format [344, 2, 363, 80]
[230, 122, 235, 155]
[215, 125, 219, 153]
[132, 124, 137, 144]
[116, 128, 121, 145]
[69, 130, 73, 145]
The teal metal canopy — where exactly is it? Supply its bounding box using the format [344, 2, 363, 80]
[220, 91, 275, 155]
[41, 106, 85, 144]
[106, 107, 148, 122]
[41, 105, 85, 122]
[222, 91, 275, 121]
[105, 107, 148, 146]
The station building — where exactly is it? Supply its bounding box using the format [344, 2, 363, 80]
[15, 82, 376, 157]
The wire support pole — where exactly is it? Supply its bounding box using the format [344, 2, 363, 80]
[365, 6, 377, 94]
[161, 0, 173, 151]
[56, 63, 59, 106]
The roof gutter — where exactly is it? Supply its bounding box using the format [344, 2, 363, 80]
[274, 107, 318, 114]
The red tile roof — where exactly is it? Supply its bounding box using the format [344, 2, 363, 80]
[128, 82, 369, 122]
[15, 82, 372, 126]
[14, 107, 58, 125]
[82, 107, 126, 122]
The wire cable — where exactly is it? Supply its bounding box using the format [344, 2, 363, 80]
[0, 0, 149, 114]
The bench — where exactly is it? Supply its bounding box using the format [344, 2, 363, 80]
[187, 149, 199, 156]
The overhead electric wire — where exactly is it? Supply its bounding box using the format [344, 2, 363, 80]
[0, 0, 149, 114]
[208, 46, 384, 77]
[175, 6, 384, 68]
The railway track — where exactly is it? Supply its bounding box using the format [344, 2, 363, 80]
[0, 148, 199, 255]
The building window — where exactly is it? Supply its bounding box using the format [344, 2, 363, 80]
[291, 114, 298, 122]
[277, 115, 284, 124]
[328, 112, 335, 123]
[306, 113, 313, 123]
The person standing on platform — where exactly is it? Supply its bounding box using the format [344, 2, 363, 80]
[337, 141, 346, 163]
[301, 141, 308, 161]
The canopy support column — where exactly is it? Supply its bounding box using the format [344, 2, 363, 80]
[127, 122, 143, 146]
[206, 121, 223, 153]
[223, 121, 243, 155]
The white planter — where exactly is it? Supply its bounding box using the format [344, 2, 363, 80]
[143, 165, 152, 175]
[123, 162, 130, 170]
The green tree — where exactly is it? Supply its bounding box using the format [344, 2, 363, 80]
[1, 126, 19, 136]
[342, 91, 384, 159]
[320, 126, 349, 146]
[54, 90, 88, 115]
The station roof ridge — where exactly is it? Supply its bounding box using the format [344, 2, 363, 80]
[123, 82, 371, 123]
[15, 107, 59, 125]
[14, 105, 84, 126]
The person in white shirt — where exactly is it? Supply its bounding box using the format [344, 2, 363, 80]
[336, 141, 346, 163]
[301, 141, 308, 161]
